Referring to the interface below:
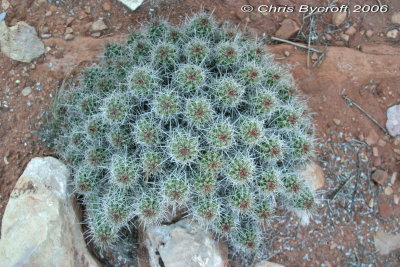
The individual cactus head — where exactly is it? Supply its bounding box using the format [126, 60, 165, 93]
[215, 42, 240, 70]
[137, 188, 166, 227]
[110, 154, 138, 189]
[152, 42, 178, 69]
[168, 131, 199, 164]
[229, 186, 254, 215]
[49, 12, 318, 259]
[207, 119, 235, 149]
[212, 77, 245, 108]
[103, 188, 134, 228]
[175, 65, 206, 93]
[198, 151, 224, 175]
[134, 116, 162, 146]
[185, 97, 213, 125]
[128, 66, 159, 99]
[153, 90, 180, 119]
[192, 196, 220, 226]
[226, 155, 255, 186]
[193, 172, 218, 196]
[185, 39, 210, 64]
[162, 173, 191, 207]
[237, 118, 265, 145]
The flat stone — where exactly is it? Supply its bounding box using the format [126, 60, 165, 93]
[371, 169, 388, 185]
[0, 157, 100, 267]
[90, 18, 108, 32]
[118, 0, 144, 11]
[378, 200, 393, 218]
[275, 19, 299, 40]
[0, 21, 44, 63]
[145, 219, 226, 267]
[21, 87, 32, 96]
[333, 118, 341, 125]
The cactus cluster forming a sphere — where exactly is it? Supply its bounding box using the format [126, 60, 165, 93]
[50, 12, 317, 257]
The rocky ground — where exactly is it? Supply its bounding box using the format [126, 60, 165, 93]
[0, 0, 400, 266]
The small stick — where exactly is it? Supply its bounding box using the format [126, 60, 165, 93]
[340, 91, 389, 135]
[271, 36, 323, 53]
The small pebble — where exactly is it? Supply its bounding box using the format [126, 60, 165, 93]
[333, 118, 341, 125]
[368, 198, 374, 208]
[391, 172, 398, 184]
[103, 2, 111, 11]
[345, 26, 357, 36]
[387, 29, 398, 39]
[384, 187, 393, 196]
[372, 147, 379, 157]
[64, 33, 74, 41]
[22, 87, 32, 96]
[65, 27, 73, 34]
[41, 33, 52, 39]
[394, 195, 399, 205]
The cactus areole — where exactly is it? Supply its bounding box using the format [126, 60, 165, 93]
[49, 13, 317, 257]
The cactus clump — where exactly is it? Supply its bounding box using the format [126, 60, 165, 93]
[49, 12, 317, 258]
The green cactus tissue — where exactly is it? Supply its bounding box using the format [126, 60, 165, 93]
[49, 12, 317, 257]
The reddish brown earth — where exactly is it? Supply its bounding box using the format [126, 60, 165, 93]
[1, 0, 400, 266]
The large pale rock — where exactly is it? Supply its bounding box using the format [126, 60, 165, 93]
[118, 0, 144, 11]
[0, 157, 99, 267]
[386, 104, 400, 137]
[145, 220, 226, 267]
[0, 21, 44, 62]
[301, 161, 325, 190]
[374, 230, 400, 255]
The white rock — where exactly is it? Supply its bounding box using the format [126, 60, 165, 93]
[118, 0, 144, 11]
[145, 219, 226, 267]
[254, 261, 285, 267]
[374, 230, 400, 255]
[386, 29, 398, 39]
[386, 104, 400, 137]
[301, 161, 325, 190]
[0, 21, 45, 63]
[0, 157, 100, 267]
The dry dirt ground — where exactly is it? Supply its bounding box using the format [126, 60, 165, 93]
[0, 0, 400, 266]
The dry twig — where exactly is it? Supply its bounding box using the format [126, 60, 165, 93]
[340, 89, 389, 135]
